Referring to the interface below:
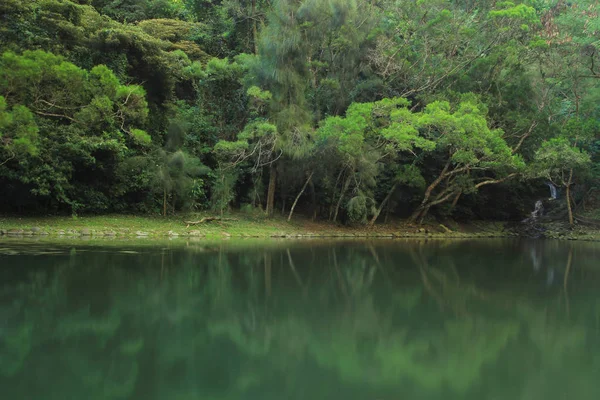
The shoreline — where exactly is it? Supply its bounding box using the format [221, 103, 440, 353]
[1, 214, 599, 241]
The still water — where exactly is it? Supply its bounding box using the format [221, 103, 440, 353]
[1, 238, 600, 399]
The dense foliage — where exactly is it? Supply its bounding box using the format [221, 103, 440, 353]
[1, 0, 599, 224]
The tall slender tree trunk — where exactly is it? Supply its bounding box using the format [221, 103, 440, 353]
[266, 164, 277, 217]
[163, 187, 167, 217]
[309, 178, 317, 221]
[369, 181, 399, 226]
[566, 169, 574, 227]
[329, 169, 345, 220]
[288, 171, 314, 222]
[220, 173, 225, 217]
[251, 175, 259, 207]
[333, 175, 351, 223]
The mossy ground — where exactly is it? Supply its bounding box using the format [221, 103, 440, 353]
[0, 213, 515, 240]
[542, 222, 600, 241]
[3, 211, 600, 242]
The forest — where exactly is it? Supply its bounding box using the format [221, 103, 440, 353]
[0, 0, 599, 225]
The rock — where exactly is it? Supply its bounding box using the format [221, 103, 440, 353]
[222, 232, 231, 237]
[188, 230, 205, 237]
[57, 230, 66, 235]
[39, 231, 49, 235]
[80, 228, 92, 236]
[0, 229, 6, 235]
[31, 227, 42, 233]
[168, 231, 179, 237]
[7, 229, 24, 235]
[104, 231, 116, 237]
[136, 231, 149, 236]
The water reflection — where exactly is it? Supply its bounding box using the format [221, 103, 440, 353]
[1, 239, 600, 399]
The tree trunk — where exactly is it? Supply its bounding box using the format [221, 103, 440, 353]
[333, 175, 351, 223]
[266, 164, 277, 217]
[409, 160, 451, 223]
[418, 188, 460, 223]
[288, 171, 314, 222]
[409, 206, 424, 224]
[163, 187, 167, 217]
[369, 181, 399, 226]
[418, 205, 432, 224]
[220, 173, 225, 217]
[449, 190, 462, 213]
[384, 200, 391, 224]
[329, 169, 345, 220]
[251, 176, 259, 207]
[566, 169, 574, 227]
[308, 178, 317, 221]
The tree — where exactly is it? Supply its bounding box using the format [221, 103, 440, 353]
[316, 98, 429, 223]
[407, 95, 524, 223]
[154, 119, 210, 216]
[0, 50, 150, 213]
[0, 96, 39, 167]
[249, 0, 378, 217]
[533, 0, 600, 218]
[316, 95, 522, 225]
[370, 0, 539, 100]
[90, 0, 186, 22]
[533, 120, 596, 226]
[212, 86, 278, 215]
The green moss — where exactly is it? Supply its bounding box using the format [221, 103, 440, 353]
[0, 214, 534, 242]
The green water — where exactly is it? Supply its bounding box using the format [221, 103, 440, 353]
[1, 238, 600, 399]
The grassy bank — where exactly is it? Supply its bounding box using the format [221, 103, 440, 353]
[2, 213, 600, 241]
[0, 213, 515, 239]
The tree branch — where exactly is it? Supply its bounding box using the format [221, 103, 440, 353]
[184, 216, 239, 226]
[474, 173, 519, 189]
[34, 111, 79, 123]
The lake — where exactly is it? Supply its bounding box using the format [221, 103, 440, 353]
[1, 238, 599, 399]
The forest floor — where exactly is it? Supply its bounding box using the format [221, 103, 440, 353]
[1, 213, 599, 241]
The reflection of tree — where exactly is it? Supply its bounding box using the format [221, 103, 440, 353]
[1, 240, 600, 399]
[0, 263, 141, 399]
